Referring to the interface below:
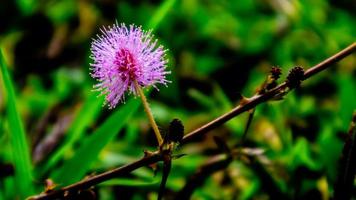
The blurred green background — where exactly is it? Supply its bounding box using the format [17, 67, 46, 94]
[0, 0, 355, 199]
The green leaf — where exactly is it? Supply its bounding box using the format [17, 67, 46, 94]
[338, 74, 356, 130]
[0, 49, 34, 198]
[51, 98, 140, 185]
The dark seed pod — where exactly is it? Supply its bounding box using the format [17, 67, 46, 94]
[270, 66, 282, 80]
[168, 119, 184, 143]
[286, 66, 305, 88]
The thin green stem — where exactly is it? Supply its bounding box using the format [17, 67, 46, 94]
[134, 81, 163, 146]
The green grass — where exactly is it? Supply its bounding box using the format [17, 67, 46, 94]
[0, 49, 34, 198]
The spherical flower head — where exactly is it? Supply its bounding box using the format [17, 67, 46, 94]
[90, 23, 170, 108]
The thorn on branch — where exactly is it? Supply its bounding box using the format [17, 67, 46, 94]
[238, 94, 250, 106]
[144, 150, 159, 173]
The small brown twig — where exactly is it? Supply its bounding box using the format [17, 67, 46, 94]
[28, 42, 356, 200]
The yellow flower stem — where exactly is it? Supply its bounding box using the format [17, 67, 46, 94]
[134, 81, 163, 146]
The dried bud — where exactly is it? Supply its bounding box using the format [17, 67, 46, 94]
[286, 66, 304, 88]
[270, 66, 282, 80]
[167, 119, 184, 143]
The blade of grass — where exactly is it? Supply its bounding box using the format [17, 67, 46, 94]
[0, 49, 34, 198]
[147, 0, 177, 30]
[51, 98, 140, 185]
[4, 178, 15, 199]
[100, 178, 159, 187]
[37, 93, 103, 175]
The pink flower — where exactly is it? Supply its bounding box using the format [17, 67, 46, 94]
[90, 23, 169, 108]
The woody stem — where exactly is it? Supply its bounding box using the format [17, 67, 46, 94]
[134, 81, 163, 146]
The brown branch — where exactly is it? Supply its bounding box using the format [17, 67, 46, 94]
[28, 42, 356, 200]
[28, 152, 163, 200]
[182, 42, 356, 143]
[302, 43, 356, 80]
